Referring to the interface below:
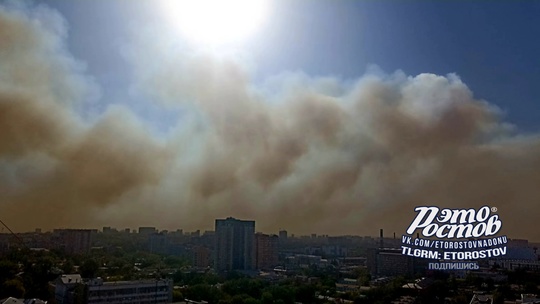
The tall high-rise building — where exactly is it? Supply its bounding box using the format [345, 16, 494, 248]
[215, 217, 255, 272]
[148, 232, 168, 254]
[52, 229, 92, 254]
[367, 248, 415, 277]
[192, 245, 212, 268]
[255, 233, 279, 270]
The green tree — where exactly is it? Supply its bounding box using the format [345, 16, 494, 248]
[173, 290, 184, 302]
[164, 255, 188, 268]
[80, 259, 99, 278]
[266, 285, 295, 304]
[22, 254, 57, 298]
[120, 264, 136, 280]
[295, 284, 316, 303]
[1, 278, 26, 298]
[184, 284, 224, 303]
[61, 259, 75, 274]
[0, 260, 19, 283]
[222, 278, 266, 299]
[243, 297, 260, 304]
[261, 291, 273, 304]
[354, 267, 371, 286]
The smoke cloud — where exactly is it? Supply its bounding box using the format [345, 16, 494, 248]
[1, 4, 540, 240]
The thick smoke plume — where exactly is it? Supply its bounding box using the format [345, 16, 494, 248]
[1, 5, 540, 239]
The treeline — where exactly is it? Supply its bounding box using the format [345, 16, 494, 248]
[0, 246, 189, 300]
[174, 274, 323, 304]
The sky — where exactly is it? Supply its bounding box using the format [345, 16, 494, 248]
[1, 1, 540, 240]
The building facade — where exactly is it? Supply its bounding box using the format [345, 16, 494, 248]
[52, 229, 92, 254]
[192, 245, 212, 268]
[367, 248, 415, 277]
[148, 232, 168, 254]
[255, 233, 279, 270]
[55, 276, 172, 304]
[215, 217, 255, 272]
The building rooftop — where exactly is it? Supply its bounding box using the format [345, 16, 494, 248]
[59, 274, 82, 285]
[469, 293, 493, 304]
[0, 298, 24, 304]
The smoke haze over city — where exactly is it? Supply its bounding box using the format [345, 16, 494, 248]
[1, 2, 540, 240]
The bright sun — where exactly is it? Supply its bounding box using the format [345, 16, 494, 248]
[162, 0, 269, 47]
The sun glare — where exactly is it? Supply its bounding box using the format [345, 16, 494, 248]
[162, 0, 268, 47]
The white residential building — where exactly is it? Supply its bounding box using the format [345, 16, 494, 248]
[55, 275, 172, 304]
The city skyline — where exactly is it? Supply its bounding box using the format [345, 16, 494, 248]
[3, 222, 537, 244]
[1, 2, 540, 240]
